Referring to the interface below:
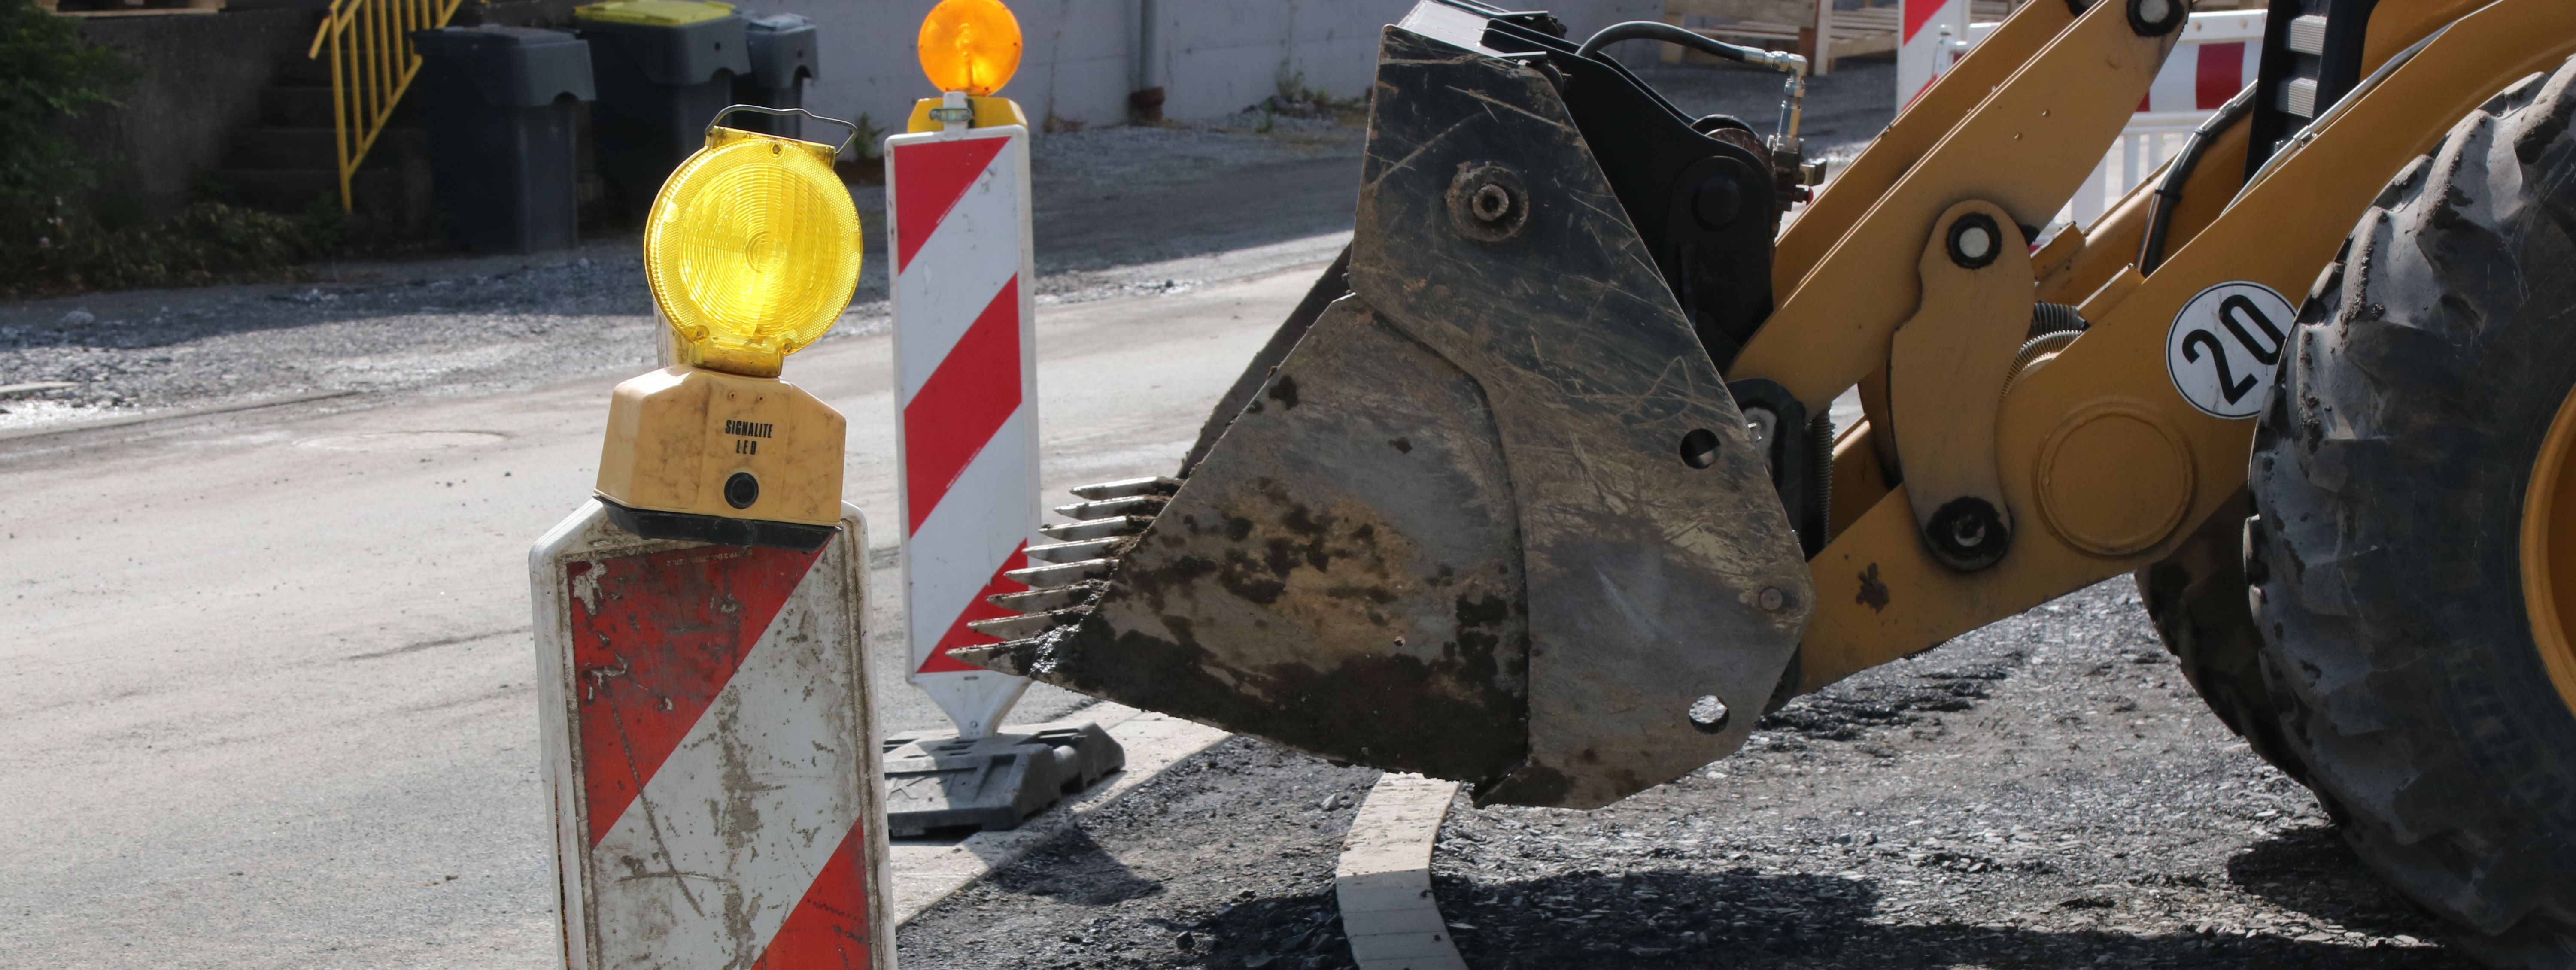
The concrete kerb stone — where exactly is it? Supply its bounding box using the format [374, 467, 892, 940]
[1336, 773, 1469, 970]
[888, 702, 1230, 925]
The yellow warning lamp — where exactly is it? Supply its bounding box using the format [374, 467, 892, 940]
[595, 107, 863, 545]
[908, 0, 1032, 133]
[644, 125, 862, 377]
[919, 0, 1019, 95]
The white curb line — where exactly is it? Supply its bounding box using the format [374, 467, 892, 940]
[888, 702, 1231, 925]
[1336, 773, 1469, 970]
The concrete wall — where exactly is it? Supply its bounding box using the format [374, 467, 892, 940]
[70, 9, 321, 221]
[750, 0, 1662, 146]
[1150, 0, 1406, 121]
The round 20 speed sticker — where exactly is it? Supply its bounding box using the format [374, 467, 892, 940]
[2166, 281, 2296, 419]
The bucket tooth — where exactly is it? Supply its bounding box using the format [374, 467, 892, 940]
[1069, 476, 1183, 501]
[1026, 536, 1132, 564]
[951, 637, 1048, 675]
[1005, 558, 1118, 587]
[1038, 515, 1154, 541]
[1054, 495, 1168, 520]
[988, 582, 1103, 614]
[967, 608, 1091, 641]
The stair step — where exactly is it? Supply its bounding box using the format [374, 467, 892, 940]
[223, 126, 425, 172]
[260, 86, 337, 127]
[270, 54, 334, 87]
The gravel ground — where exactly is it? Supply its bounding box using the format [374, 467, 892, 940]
[1431, 578, 2469, 970]
[893, 578, 2478, 969]
[0, 57, 1891, 434]
[0, 118, 1364, 433]
[896, 735, 1381, 970]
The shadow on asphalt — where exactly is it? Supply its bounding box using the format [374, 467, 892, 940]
[0, 260, 655, 350]
[2227, 827, 2441, 943]
[984, 828, 1170, 907]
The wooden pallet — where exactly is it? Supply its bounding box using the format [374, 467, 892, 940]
[36, 0, 223, 16]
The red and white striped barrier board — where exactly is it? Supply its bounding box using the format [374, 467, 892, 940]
[532, 502, 891, 970]
[1936, 9, 2264, 124]
[2133, 11, 2263, 118]
[887, 118, 1040, 740]
[1961, 10, 2263, 118]
[1898, 0, 1970, 107]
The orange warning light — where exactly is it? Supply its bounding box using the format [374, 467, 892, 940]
[917, 0, 1021, 96]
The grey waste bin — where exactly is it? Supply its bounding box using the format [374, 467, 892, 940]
[575, 1, 749, 217]
[732, 12, 817, 139]
[409, 27, 594, 254]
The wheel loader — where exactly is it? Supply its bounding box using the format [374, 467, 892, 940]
[952, 0, 2576, 963]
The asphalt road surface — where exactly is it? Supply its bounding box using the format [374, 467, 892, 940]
[0, 96, 1385, 970]
[0, 256, 1331, 968]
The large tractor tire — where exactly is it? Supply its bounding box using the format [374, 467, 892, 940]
[2247, 62, 2576, 968]
[2135, 491, 2319, 792]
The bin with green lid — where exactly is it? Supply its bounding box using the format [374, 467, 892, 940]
[575, 0, 749, 216]
[410, 27, 595, 254]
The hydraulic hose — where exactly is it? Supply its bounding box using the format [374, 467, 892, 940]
[1576, 21, 1809, 151]
[2231, 24, 2448, 215]
[1576, 20, 1803, 70]
[2137, 85, 2255, 276]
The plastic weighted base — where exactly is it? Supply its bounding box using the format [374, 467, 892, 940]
[881, 721, 1126, 837]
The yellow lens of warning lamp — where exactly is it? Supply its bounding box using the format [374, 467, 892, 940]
[643, 131, 862, 379]
[917, 0, 1021, 96]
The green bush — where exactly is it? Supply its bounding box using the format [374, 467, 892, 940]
[0, 0, 131, 216]
[3, 200, 338, 296]
[0, 2, 346, 296]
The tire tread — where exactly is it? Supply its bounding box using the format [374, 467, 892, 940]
[2249, 58, 2576, 969]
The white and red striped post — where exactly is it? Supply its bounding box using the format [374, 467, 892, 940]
[1897, 0, 1971, 108]
[1953, 9, 2264, 224]
[532, 503, 892, 969]
[887, 101, 1040, 740]
[2076, 12, 2263, 220]
[2133, 12, 2263, 118]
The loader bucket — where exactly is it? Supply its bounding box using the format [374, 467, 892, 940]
[959, 8, 1814, 809]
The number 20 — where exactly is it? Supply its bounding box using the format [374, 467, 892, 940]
[2183, 294, 2287, 405]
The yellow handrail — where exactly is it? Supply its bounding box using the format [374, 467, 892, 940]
[307, 0, 467, 212]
